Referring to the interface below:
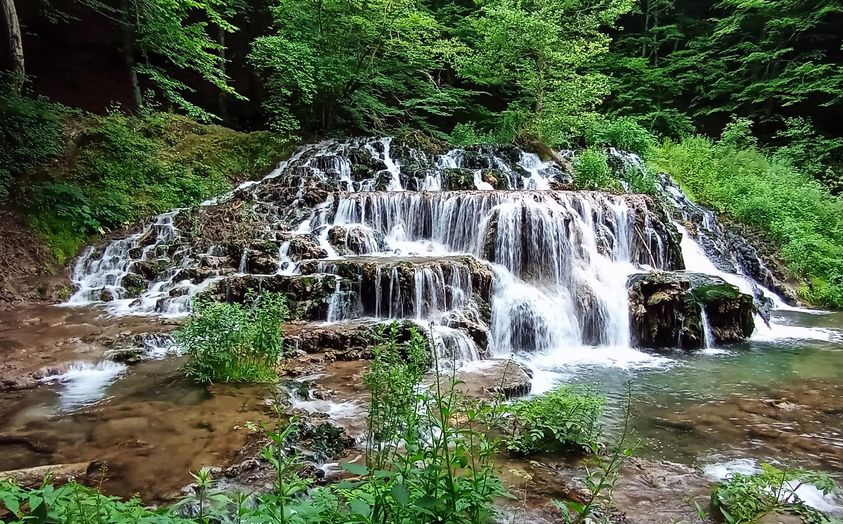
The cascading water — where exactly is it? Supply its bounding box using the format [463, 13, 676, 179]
[69, 137, 788, 369]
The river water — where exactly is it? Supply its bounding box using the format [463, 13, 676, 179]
[1, 139, 841, 512]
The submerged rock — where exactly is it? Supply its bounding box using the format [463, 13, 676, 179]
[628, 271, 755, 349]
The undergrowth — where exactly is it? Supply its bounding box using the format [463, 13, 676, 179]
[0, 87, 293, 265]
[652, 129, 843, 308]
[175, 292, 288, 383]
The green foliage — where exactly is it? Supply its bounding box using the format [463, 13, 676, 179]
[711, 463, 838, 524]
[356, 323, 507, 523]
[719, 116, 757, 150]
[0, 84, 66, 199]
[459, 0, 634, 146]
[0, 478, 192, 523]
[250, 0, 466, 135]
[175, 292, 288, 383]
[651, 136, 843, 308]
[556, 385, 637, 524]
[2, 91, 292, 264]
[573, 148, 618, 191]
[584, 116, 657, 156]
[505, 385, 605, 454]
[773, 117, 843, 193]
[81, 0, 244, 120]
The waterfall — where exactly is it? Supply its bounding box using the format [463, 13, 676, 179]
[66, 137, 687, 364]
[700, 309, 715, 348]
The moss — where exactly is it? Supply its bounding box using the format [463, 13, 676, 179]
[444, 168, 475, 190]
[16, 107, 294, 263]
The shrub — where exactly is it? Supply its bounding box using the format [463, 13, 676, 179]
[0, 84, 66, 199]
[711, 464, 838, 524]
[175, 293, 288, 383]
[773, 117, 843, 194]
[573, 147, 618, 191]
[585, 116, 657, 157]
[505, 385, 605, 454]
[651, 136, 843, 308]
[0, 479, 192, 523]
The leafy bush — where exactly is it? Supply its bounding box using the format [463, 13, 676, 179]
[711, 463, 838, 524]
[0, 84, 66, 199]
[505, 385, 605, 454]
[773, 117, 843, 194]
[175, 293, 288, 383]
[0, 479, 192, 523]
[651, 136, 843, 308]
[585, 116, 657, 157]
[2, 91, 292, 263]
[573, 148, 618, 191]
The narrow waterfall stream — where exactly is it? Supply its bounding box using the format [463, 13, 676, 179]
[2, 137, 841, 512]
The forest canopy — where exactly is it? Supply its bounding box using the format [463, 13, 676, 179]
[0, 0, 842, 306]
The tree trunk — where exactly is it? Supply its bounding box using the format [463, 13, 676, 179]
[0, 0, 24, 82]
[217, 25, 228, 121]
[118, 0, 143, 109]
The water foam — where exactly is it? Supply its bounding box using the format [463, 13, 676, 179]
[39, 360, 127, 410]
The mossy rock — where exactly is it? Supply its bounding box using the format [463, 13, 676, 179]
[444, 168, 476, 190]
[628, 271, 755, 349]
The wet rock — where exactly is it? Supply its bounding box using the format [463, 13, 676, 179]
[449, 360, 532, 399]
[327, 225, 387, 256]
[287, 235, 328, 261]
[285, 319, 425, 361]
[202, 274, 339, 320]
[628, 271, 755, 349]
[120, 273, 147, 298]
[197, 255, 232, 270]
[481, 169, 510, 190]
[104, 348, 145, 364]
[443, 307, 490, 353]
[100, 288, 114, 302]
[129, 260, 159, 280]
[444, 168, 476, 190]
[296, 419, 355, 461]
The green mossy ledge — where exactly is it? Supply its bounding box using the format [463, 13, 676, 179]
[628, 271, 755, 349]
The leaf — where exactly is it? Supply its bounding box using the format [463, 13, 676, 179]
[29, 494, 43, 511]
[373, 469, 397, 479]
[391, 483, 410, 505]
[1, 495, 20, 516]
[350, 498, 371, 517]
[341, 462, 369, 476]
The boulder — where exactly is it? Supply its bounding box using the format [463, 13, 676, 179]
[287, 235, 328, 261]
[202, 274, 340, 321]
[447, 360, 532, 399]
[443, 168, 476, 190]
[327, 225, 387, 256]
[285, 319, 426, 361]
[628, 271, 755, 349]
[120, 273, 147, 298]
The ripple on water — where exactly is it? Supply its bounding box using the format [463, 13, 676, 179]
[38, 360, 128, 410]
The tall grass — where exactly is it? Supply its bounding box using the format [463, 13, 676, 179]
[652, 136, 843, 308]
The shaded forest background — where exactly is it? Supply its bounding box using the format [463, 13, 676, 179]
[1, 0, 842, 307]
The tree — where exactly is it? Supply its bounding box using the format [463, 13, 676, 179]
[1, 0, 24, 84]
[249, 0, 467, 134]
[82, 0, 244, 120]
[457, 0, 634, 146]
